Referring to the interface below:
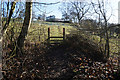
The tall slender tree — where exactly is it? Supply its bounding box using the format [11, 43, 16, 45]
[7, 0, 9, 17]
[91, 0, 112, 58]
[2, 1, 16, 34]
[17, 1, 32, 51]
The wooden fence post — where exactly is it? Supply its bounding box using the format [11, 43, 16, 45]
[63, 28, 65, 40]
[48, 28, 50, 44]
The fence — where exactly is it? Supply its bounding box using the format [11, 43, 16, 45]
[48, 27, 65, 45]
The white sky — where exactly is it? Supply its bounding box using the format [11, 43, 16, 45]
[1, 0, 120, 23]
[109, 0, 120, 23]
[34, 0, 120, 24]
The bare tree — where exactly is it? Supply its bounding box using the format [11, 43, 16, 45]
[16, 1, 60, 52]
[91, 1, 103, 43]
[60, 1, 90, 27]
[17, 1, 32, 51]
[2, 1, 16, 34]
[3, 1, 4, 17]
[91, 0, 113, 58]
[70, 1, 90, 25]
[14, 2, 25, 19]
[7, 0, 9, 17]
[59, 2, 72, 21]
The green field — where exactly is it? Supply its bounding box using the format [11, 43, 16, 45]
[26, 21, 76, 43]
[3, 20, 119, 57]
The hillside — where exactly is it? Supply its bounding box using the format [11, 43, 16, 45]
[1, 20, 119, 79]
[2, 33, 119, 79]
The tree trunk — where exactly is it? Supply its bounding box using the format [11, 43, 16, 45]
[3, 2, 4, 17]
[118, 34, 120, 71]
[2, 1, 16, 34]
[106, 31, 109, 58]
[7, 0, 9, 17]
[104, 21, 110, 58]
[17, 1, 32, 50]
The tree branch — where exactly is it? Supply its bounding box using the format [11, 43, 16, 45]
[34, 1, 60, 5]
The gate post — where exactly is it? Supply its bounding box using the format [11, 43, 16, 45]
[63, 28, 65, 40]
[48, 28, 50, 44]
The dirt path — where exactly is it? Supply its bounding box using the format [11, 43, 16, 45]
[43, 47, 75, 78]
[2, 43, 119, 79]
[35, 44, 91, 79]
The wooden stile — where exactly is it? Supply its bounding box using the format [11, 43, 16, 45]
[48, 27, 65, 45]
